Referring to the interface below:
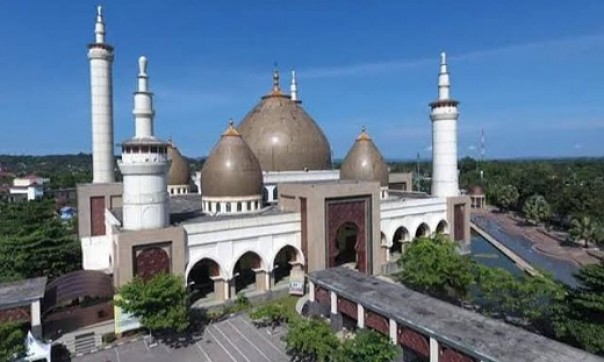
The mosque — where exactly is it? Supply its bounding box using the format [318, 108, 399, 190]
[77, 6, 470, 305]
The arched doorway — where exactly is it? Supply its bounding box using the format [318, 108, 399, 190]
[187, 258, 221, 303]
[134, 247, 170, 281]
[389, 226, 410, 259]
[436, 220, 449, 235]
[273, 246, 300, 287]
[233, 252, 263, 295]
[415, 223, 430, 239]
[335, 222, 359, 268]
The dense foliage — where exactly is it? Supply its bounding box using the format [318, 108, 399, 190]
[554, 261, 604, 355]
[474, 265, 564, 333]
[337, 329, 398, 362]
[116, 273, 189, 333]
[397, 235, 474, 301]
[284, 317, 398, 362]
[569, 216, 601, 248]
[285, 317, 340, 362]
[398, 236, 565, 335]
[0, 322, 25, 361]
[457, 157, 604, 230]
[0, 199, 81, 282]
[522, 194, 551, 225]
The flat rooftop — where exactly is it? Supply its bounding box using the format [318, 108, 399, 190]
[309, 267, 603, 362]
[110, 194, 291, 226]
[0, 277, 47, 310]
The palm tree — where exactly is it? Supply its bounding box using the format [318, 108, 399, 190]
[522, 195, 551, 226]
[569, 216, 598, 248]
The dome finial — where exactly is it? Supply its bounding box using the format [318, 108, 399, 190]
[272, 63, 281, 94]
[290, 70, 298, 101]
[441, 51, 446, 65]
[223, 118, 240, 136]
[358, 126, 371, 141]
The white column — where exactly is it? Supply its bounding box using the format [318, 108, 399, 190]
[430, 337, 439, 362]
[389, 319, 397, 344]
[357, 304, 365, 328]
[330, 291, 337, 314]
[31, 300, 41, 327]
[309, 281, 315, 302]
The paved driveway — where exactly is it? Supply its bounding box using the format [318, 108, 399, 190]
[74, 315, 290, 362]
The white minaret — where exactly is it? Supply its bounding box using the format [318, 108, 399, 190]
[88, 6, 115, 183]
[430, 52, 460, 198]
[118, 57, 170, 231]
[290, 70, 299, 103]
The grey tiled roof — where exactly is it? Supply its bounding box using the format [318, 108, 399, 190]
[0, 277, 46, 310]
[309, 267, 604, 362]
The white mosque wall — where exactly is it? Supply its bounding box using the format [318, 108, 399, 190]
[184, 212, 302, 280]
[81, 235, 112, 272]
[380, 197, 448, 247]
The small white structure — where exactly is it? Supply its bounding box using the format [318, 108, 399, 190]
[88, 6, 115, 184]
[117, 57, 170, 231]
[9, 175, 47, 201]
[430, 52, 460, 198]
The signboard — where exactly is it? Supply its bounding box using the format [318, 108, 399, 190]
[114, 294, 142, 334]
[289, 266, 305, 296]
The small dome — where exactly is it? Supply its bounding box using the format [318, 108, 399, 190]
[340, 128, 389, 187]
[167, 142, 190, 186]
[237, 72, 332, 172]
[201, 122, 263, 197]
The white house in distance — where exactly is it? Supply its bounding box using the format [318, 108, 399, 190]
[9, 175, 48, 201]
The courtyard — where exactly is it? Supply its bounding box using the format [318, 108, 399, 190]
[73, 314, 290, 362]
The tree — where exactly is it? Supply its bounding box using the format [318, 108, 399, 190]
[337, 329, 398, 362]
[494, 185, 519, 211]
[522, 194, 551, 225]
[473, 265, 564, 334]
[116, 273, 189, 333]
[0, 199, 81, 282]
[397, 236, 474, 302]
[554, 262, 604, 355]
[0, 322, 25, 361]
[284, 318, 340, 362]
[569, 216, 600, 248]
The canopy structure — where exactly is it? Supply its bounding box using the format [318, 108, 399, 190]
[20, 330, 51, 362]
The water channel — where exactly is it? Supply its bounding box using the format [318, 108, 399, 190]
[470, 214, 579, 287]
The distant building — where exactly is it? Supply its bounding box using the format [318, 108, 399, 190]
[9, 175, 49, 201]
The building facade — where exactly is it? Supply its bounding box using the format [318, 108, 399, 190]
[77, 7, 470, 305]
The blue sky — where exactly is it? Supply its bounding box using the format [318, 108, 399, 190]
[0, 1, 603, 159]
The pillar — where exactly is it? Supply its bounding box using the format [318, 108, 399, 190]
[330, 291, 337, 314]
[30, 300, 41, 338]
[211, 277, 227, 302]
[254, 269, 268, 292]
[357, 304, 365, 328]
[389, 319, 397, 344]
[309, 281, 315, 301]
[430, 337, 439, 362]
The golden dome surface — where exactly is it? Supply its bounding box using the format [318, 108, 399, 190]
[340, 127, 389, 187]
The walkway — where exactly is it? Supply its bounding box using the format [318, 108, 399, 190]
[73, 315, 289, 362]
[474, 209, 599, 266]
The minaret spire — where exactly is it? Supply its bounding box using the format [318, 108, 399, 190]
[438, 51, 451, 100]
[430, 51, 460, 198]
[95, 5, 106, 44]
[88, 5, 115, 183]
[133, 56, 155, 138]
[290, 70, 298, 102]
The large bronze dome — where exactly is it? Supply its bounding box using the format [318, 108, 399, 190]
[340, 127, 389, 186]
[237, 72, 332, 172]
[201, 122, 263, 197]
[167, 142, 190, 186]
